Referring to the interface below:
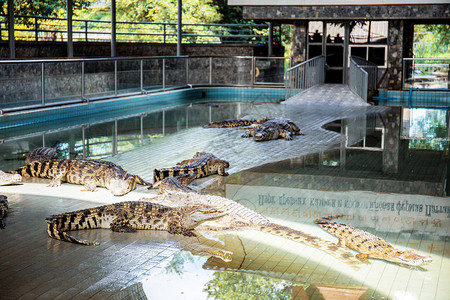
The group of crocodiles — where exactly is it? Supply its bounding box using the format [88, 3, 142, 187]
[0, 119, 432, 268]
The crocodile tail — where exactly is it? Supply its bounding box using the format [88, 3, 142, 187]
[133, 175, 153, 188]
[260, 222, 360, 269]
[45, 209, 101, 245]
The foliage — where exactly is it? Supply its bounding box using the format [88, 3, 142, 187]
[414, 24, 450, 58]
[204, 271, 293, 300]
[0, 0, 91, 18]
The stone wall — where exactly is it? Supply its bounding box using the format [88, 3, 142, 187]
[0, 41, 265, 59]
[242, 5, 450, 21]
[290, 21, 307, 65]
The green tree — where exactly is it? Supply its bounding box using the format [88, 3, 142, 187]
[1, 0, 90, 17]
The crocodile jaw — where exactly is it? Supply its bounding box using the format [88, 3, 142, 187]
[390, 250, 433, 266]
[0, 173, 22, 186]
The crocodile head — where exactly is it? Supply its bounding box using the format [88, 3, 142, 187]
[392, 249, 432, 266]
[253, 127, 278, 142]
[181, 205, 227, 229]
[106, 174, 137, 196]
[0, 171, 22, 186]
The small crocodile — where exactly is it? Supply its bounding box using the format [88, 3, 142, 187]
[157, 191, 361, 268]
[153, 152, 229, 185]
[0, 170, 22, 186]
[25, 147, 59, 164]
[314, 217, 432, 267]
[46, 201, 226, 245]
[203, 117, 271, 128]
[13, 158, 152, 196]
[242, 119, 302, 141]
[0, 195, 8, 229]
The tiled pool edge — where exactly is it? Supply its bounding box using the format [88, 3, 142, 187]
[0, 87, 285, 130]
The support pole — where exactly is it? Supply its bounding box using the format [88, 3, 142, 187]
[111, 0, 116, 57]
[67, 0, 73, 58]
[177, 0, 182, 56]
[268, 22, 273, 57]
[7, 0, 15, 58]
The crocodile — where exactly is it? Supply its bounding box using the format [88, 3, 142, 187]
[0, 195, 8, 229]
[13, 158, 152, 196]
[0, 170, 22, 186]
[153, 152, 229, 185]
[203, 117, 271, 128]
[159, 176, 199, 194]
[25, 147, 59, 164]
[46, 201, 227, 245]
[314, 217, 432, 267]
[155, 191, 361, 269]
[242, 118, 302, 141]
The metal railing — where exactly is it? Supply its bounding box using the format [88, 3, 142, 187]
[284, 55, 325, 100]
[0, 14, 278, 44]
[349, 56, 369, 101]
[0, 56, 289, 113]
[403, 58, 449, 90]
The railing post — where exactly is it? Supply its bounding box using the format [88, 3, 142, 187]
[114, 59, 118, 95]
[186, 57, 189, 85]
[85, 20, 88, 42]
[162, 58, 166, 89]
[41, 62, 45, 105]
[81, 61, 86, 101]
[209, 57, 213, 85]
[163, 23, 166, 43]
[140, 59, 144, 93]
[34, 17, 38, 41]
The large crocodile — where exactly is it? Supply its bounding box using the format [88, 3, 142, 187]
[0, 170, 22, 186]
[13, 158, 152, 196]
[203, 117, 271, 128]
[153, 152, 229, 185]
[46, 201, 226, 245]
[314, 217, 432, 267]
[0, 195, 8, 229]
[154, 191, 362, 269]
[241, 118, 302, 141]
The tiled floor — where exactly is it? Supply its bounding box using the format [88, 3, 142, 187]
[0, 84, 448, 299]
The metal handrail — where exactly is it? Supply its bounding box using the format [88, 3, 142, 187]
[284, 55, 325, 100]
[0, 14, 278, 44]
[0, 55, 289, 114]
[349, 56, 369, 101]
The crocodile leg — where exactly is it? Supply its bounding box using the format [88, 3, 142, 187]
[110, 216, 137, 232]
[82, 178, 98, 192]
[356, 253, 371, 264]
[218, 164, 229, 176]
[279, 130, 292, 140]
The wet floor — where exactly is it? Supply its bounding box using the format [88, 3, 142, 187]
[0, 85, 449, 299]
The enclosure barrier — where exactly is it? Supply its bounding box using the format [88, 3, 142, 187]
[402, 58, 449, 90]
[0, 14, 279, 45]
[284, 55, 325, 100]
[0, 56, 289, 113]
[408, 88, 450, 109]
[349, 56, 369, 102]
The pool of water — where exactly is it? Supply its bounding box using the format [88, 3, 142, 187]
[0, 98, 449, 299]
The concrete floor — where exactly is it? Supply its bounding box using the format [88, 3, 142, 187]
[0, 84, 448, 299]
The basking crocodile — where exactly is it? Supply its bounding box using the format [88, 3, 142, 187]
[25, 147, 59, 164]
[0, 170, 22, 186]
[0, 195, 8, 229]
[242, 119, 302, 141]
[153, 152, 229, 185]
[13, 158, 152, 196]
[159, 176, 199, 194]
[156, 191, 361, 269]
[314, 217, 432, 267]
[203, 117, 271, 128]
[46, 201, 226, 245]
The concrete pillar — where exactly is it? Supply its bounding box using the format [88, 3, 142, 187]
[177, 0, 182, 56]
[67, 0, 73, 58]
[290, 21, 307, 65]
[383, 108, 400, 174]
[387, 20, 404, 90]
[7, 0, 15, 58]
[111, 0, 116, 57]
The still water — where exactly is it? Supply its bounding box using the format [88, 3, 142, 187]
[0, 101, 449, 299]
